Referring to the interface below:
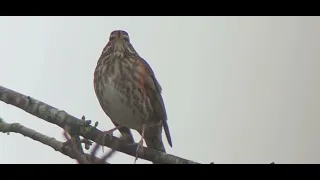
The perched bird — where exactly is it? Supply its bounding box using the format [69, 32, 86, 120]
[93, 30, 172, 163]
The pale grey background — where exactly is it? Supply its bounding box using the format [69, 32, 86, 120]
[0, 16, 319, 164]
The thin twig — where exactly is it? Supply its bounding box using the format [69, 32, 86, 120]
[63, 129, 90, 164]
[90, 141, 101, 163]
[0, 118, 107, 163]
[63, 127, 118, 164]
[97, 140, 119, 164]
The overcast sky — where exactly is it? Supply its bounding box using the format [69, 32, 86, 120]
[0, 16, 319, 164]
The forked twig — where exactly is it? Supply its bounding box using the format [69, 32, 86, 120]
[63, 129, 90, 164]
[0, 117, 105, 163]
[63, 126, 119, 164]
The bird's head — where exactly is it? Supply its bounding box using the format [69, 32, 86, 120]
[109, 30, 130, 43]
[105, 30, 136, 55]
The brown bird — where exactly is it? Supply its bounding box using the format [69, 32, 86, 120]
[93, 30, 172, 163]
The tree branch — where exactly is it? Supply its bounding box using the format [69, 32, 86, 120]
[0, 117, 108, 164]
[0, 85, 200, 164]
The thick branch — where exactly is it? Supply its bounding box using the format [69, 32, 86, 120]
[0, 117, 107, 164]
[0, 85, 200, 164]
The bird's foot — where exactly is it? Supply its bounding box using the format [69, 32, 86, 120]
[101, 126, 122, 153]
[134, 139, 144, 164]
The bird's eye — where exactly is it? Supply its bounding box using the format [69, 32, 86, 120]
[123, 37, 129, 42]
[109, 36, 115, 41]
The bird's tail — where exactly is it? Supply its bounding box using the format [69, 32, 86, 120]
[139, 125, 166, 164]
[143, 125, 166, 152]
[162, 120, 172, 147]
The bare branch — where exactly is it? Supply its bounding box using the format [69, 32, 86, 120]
[62, 128, 115, 164]
[0, 85, 200, 164]
[0, 117, 107, 163]
[63, 130, 90, 164]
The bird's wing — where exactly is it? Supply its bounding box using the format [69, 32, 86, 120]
[138, 57, 172, 147]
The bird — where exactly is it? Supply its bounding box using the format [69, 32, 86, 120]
[93, 30, 172, 163]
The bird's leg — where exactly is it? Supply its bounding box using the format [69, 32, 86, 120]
[134, 124, 146, 164]
[101, 125, 122, 153]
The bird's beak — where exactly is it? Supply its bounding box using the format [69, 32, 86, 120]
[116, 31, 121, 38]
